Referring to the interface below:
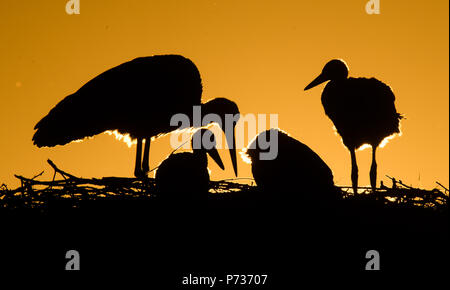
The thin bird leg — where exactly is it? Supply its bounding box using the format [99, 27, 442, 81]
[350, 148, 358, 194]
[134, 137, 143, 178]
[370, 146, 377, 191]
[142, 137, 151, 174]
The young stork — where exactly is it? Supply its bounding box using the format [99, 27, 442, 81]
[304, 59, 402, 193]
[242, 128, 336, 198]
[155, 128, 225, 199]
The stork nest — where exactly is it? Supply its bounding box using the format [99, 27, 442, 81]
[0, 159, 448, 212]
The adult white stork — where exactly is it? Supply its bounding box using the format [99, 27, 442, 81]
[155, 128, 224, 199]
[32, 55, 239, 178]
[304, 59, 402, 194]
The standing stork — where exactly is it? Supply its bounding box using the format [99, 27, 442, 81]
[32, 55, 239, 178]
[304, 59, 402, 193]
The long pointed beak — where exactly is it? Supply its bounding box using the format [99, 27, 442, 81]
[207, 147, 225, 170]
[225, 127, 238, 176]
[304, 73, 327, 90]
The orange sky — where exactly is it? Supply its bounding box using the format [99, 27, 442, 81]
[0, 0, 448, 189]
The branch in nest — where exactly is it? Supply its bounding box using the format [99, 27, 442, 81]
[47, 159, 79, 180]
[436, 182, 449, 193]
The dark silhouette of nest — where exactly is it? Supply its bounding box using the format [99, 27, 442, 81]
[0, 159, 448, 213]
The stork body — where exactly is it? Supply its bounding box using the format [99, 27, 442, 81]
[243, 129, 336, 199]
[155, 129, 224, 199]
[32, 55, 239, 177]
[305, 59, 402, 193]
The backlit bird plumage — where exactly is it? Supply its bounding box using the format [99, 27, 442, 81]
[33, 55, 202, 147]
[32, 54, 239, 177]
[305, 59, 402, 193]
[322, 77, 401, 149]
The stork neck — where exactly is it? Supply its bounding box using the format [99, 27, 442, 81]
[330, 75, 348, 82]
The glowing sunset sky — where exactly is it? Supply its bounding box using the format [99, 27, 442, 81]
[0, 0, 448, 189]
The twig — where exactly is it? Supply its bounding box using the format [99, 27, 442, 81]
[218, 177, 255, 182]
[436, 182, 448, 193]
[31, 171, 45, 180]
[47, 159, 79, 180]
[385, 175, 414, 189]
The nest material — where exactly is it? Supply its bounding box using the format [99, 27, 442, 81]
[0, 159, 448, 212]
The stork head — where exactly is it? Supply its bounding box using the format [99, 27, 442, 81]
[304, 59, 349, 90]
[202, 98, 240, 176]
[191, 129, 225, 170]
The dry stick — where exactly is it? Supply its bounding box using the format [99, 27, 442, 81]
[31, 171, 44, 180]
[19, 178, 24, 200]
[338, 186, 375, 190]
[14, 175, 71, 186]
[46, 160, 75, 201]
[15, 175, 143, 190]
[219, 178, 255, 182]
[436, 182, 449, 193]
[47, 159, 79, 180]
[49, 170, 57, 190]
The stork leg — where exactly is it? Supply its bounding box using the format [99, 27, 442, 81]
[350, 148, 358, 194]
[134, 137, 143, 178]
[142, 137, 151, 174]
[370, 146, 377, 192]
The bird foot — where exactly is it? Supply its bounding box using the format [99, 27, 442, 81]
[142, 165, 150, 175]
[134, 169, 148, 179]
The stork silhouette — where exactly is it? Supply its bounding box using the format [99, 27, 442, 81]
[304, 59, 402, 194]
[243, 128, 335, 197]
[32, 55, 239, 178]
[155, 128, 224, 199]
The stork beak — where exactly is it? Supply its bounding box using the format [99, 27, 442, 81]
[207, 146, 225, 170]
[304, 73, 327, 90]
[224, 125, 238, 177]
